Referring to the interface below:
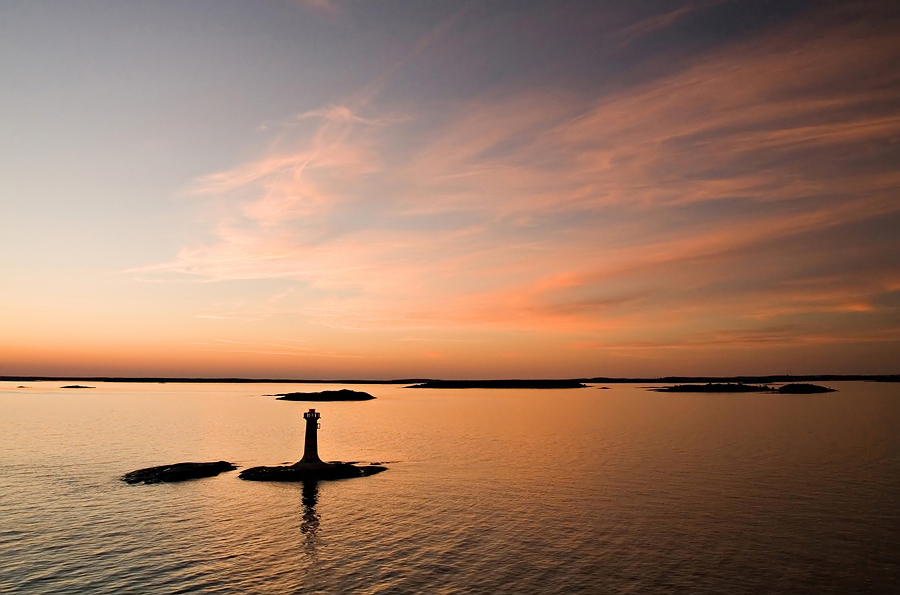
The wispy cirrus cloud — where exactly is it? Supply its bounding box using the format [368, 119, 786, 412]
[135, 5, 900, 350]
[615, 0, 726, 48]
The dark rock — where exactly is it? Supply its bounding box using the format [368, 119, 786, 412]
[408, 379, 586, 389]
[275, 389, 375, 401]
[239, 460, 387, 482]
[651, 383, 772, 393]
[122, 461, 237, 484]
[777, 383, 836, 394]
[61, 385, 93, 389]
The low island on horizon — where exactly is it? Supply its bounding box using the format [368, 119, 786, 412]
[274, 389, 376, 401]
[407, 379, 588, 389]
[651, 382, 838, 394]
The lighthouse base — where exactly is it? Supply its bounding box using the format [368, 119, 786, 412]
[239, 460, 386, 482]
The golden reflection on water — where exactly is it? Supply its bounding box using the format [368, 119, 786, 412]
[0, 381, 898, 593]
[300, 481, 320, 559]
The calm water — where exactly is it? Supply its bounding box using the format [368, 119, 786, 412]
[1, 381, 898, 594]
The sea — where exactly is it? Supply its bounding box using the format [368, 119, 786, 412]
[1, 381, 898, 594]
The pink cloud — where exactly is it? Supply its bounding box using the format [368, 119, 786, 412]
[134, 11, 900, 352]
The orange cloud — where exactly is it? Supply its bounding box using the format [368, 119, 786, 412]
[133, 8, 900, 358]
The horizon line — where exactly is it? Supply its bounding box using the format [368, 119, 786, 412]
[2, 374, 898, 385]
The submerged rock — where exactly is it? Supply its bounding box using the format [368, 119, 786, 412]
[275, 389, 375, 401]
[239, 461, 387, 482]
[122, 461, 237, 484]
[777, 383, 836, 394]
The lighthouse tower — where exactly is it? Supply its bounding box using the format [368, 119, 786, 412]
[301, 409, 322, 464]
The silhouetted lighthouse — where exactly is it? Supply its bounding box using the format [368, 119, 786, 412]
[301, 409, 322, 463]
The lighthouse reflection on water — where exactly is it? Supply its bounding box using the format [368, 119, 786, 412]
[301, 409, 322, 555]
[300, 479, 320, 556]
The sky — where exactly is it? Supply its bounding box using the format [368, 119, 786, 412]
[1, 0, 898, 379]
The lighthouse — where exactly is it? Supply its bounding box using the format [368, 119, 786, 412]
[301, 409, 322, 463]
[239, 405, 388, 481]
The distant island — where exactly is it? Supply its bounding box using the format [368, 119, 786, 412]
[651, 382, 836, 394]
[61, 385, 94, 389]
[587, 374, 896, 384]
[408, 379, 586, 389]
[776, 383, 837, 394]
[275, 389, 375, 401]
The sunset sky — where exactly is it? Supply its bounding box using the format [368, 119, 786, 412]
[1, 0, 898, 378]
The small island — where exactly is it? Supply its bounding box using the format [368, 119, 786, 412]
[61, 385, 94, 389]
[407, 379, 586, 389]
[240, 461, 386, 481]
[776, 383, 836, 394]
[275, 389, 375, 401]
[122, 461, 237, 484]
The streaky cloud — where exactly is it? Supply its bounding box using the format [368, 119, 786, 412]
[135, 5, 900, 354]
